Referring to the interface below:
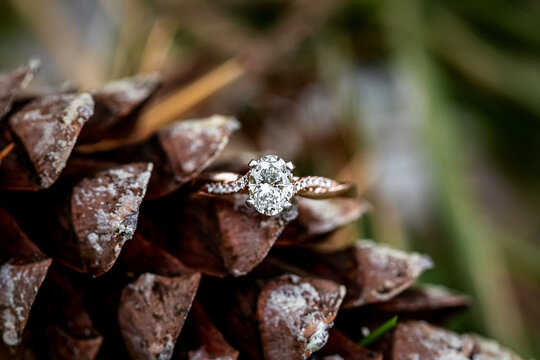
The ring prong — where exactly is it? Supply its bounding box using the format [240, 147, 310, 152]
[246, 198, 256, 208]
[286, 161, 295, 171]
[249, 159, 258, 168]
[283, 201, 293, 211]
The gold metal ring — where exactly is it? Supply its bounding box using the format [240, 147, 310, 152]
[199, 155, 356, 216]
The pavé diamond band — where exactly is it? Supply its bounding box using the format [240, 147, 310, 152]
[200, 155, 356, 216]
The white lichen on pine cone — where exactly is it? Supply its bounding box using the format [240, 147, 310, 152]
[96, 73, 160, 104]
[8, 93, 94, 188]
[158, 115, 240, 175]
[62, 93, 94, 126]
[356, 240, 434, 273]
[355, 240, 434, 303]
[0, 260, 51, 347]
[261, 274, 346, 359]
[70, 163, 153, 273]
[119, 272, 201, 360]
[0, 264, 24, 347]
[465, 334, 523, 360]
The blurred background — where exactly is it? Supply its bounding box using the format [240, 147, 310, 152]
[1, 0, 539, 357]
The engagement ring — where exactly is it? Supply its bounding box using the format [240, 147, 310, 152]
[201, 155, 356, 216]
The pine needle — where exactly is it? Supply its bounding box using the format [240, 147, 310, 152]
[358, 315, 398, 347]
[0, 142, 15, 163]
[75, 58, 244, 153]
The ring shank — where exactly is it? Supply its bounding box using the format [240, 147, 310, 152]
[198, 172, 356, 198]
[199, 172, 242, 183]
[296, 181, 357, 199]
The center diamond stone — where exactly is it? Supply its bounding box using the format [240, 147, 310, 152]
[248, 155, 294, 216]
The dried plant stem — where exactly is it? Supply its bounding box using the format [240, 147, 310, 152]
[138, 19, 177, 73]
[136, 58, 243, 138]
[0, 142, 15, 162]
[76, 0, 345, 154]
[76, 58, 244, 153]
[108, 0, 148, 79]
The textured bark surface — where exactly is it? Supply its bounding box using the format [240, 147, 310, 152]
[0, 59, 39, 118]
[387, 321, 521, 360]
[465, 334, 523, 360]
[196, 277, 263, 359]
[158, 116, 239, 182]
[0, 162, 152, 277]
[0, 260, 52, 348]
[0, 122, 37, 189]
[182, 302, 239, 360]
[335, 285, 470, 342]
[256, 274, 346, 360]
[70, 162, 153, 275]
[45, 326, 103, 360]
[278, 197, 369, 246]
[142, 193, 297, 277]
[39, 269, 103, 360]
[391, 321, 475, 360]
[273, 240, 433, 308]
[150, 115, 239, 198]
[8, 93, 94, 189]
[79, 74, 160, 143]
[87, 115, 240, 199]
[0, 207, 52, 348]
[350, 241, 433, 307]
[314, 328, 382, 360]
[120, 232, 193, 276]
[374, 285, 470, 314]
[118, 272, 201, 360]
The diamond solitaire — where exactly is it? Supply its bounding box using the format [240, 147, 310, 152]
[247, 155, 294, 216]
[202, 154, 356, 216]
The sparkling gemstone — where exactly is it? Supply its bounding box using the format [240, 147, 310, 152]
[248, 155, 294, 215]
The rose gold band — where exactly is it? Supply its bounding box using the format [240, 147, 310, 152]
[198, 171, 356, 199]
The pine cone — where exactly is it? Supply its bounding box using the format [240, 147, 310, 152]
[0, 62, 524, 360]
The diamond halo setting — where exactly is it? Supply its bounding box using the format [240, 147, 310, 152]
[247, 155, 294, 216]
